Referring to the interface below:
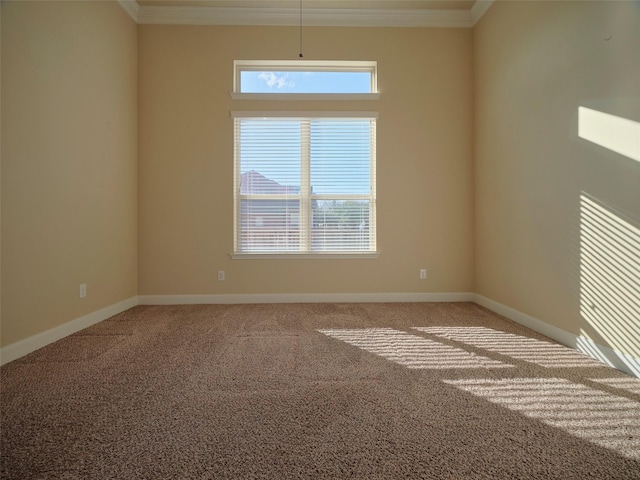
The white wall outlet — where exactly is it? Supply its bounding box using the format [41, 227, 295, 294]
[419, 269, 427, 280]
[217, 270, 225, 281]
[79, 283, 87, 298]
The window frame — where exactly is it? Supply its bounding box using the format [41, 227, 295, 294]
[232, 111, 378, 259]
[231, 60, 380, 101]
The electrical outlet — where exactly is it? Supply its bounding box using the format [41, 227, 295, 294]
[79, 283, 87, 298]
[217, 270, 225, 281]
[419, 269, 427, 280]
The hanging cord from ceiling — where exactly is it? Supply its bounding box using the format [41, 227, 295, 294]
[299, 0, 304, 58]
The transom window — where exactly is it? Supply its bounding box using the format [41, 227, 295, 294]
[233, 60, 378, 97]
[233, 112, 377, 256]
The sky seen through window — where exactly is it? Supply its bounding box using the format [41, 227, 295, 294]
[240, 71, 372, 94]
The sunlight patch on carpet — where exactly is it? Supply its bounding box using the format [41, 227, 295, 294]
[416, 326, 604, 368]
[443, 377, 640, 460]
[317, 328, 512, 370]
[589, 377, 640, 396]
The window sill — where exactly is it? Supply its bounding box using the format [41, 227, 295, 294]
[230, 93, 380, 101]
[230, 252, 380, 260]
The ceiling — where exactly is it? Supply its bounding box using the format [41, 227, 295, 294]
[121, 0, 493, 27]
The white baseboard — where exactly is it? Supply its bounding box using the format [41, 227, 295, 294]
[0, 292, 470, 366]
[574, 336, 640, 378]
[473, 294, 577, 347]
[137, 292, 475, 305]
[0, 296, 139, 366]
[5, 292, 636, 378]
[474, 294, 640, 378]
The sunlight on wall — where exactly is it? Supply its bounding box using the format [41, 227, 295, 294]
[579, 194, 640, 374]
[578, 107, 640, 162]
[317, 328, 511, 369]
[414, 326, 604, 368]
[444, 377, 640, 460]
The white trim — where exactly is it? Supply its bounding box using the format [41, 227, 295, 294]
[5, 292, 636, 377]
[116, 0, 139, 22]
[470, 0, 494, 26]
[236, 60, 377, 69]
[473, 294, 577, 347]
[138, 292, 475, 305]
[137, 6, 473, 28]
[230, 93, 381, 101]
[231, 110, 378, 119]
[575, 336, 640, 378]
[473, 294, 640, 378]
[230, 252, 379, 260]
[0, 297, 138, 366]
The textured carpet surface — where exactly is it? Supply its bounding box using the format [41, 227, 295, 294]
[1, 302, 640, 479]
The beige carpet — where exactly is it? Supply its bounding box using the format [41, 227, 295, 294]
[1, 302, 639, 479]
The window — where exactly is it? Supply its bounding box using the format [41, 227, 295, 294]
[231, 60, 379, 257]
[233, 112, 377, 256]
[232, 60, 379, 100]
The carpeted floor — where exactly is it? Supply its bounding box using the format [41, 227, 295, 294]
[1, 302, 639, 479]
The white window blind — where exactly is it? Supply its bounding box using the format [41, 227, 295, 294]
[233, 113, 376, 255]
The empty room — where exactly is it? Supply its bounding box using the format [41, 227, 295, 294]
[1, 0, 639, 478]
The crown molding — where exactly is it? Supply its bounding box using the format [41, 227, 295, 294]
[116, 0, 140, 22]
[470, 0, 494, 26]
[118, 0, 493, 28]
[137, 6, 474, 28]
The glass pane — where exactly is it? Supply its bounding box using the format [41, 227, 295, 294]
[239, 119, 301, 193]
[310, 120, 371, 195]
[240, 71, 372, 94]
[312, 200, 371, 251]
[240, 199, 300, 252]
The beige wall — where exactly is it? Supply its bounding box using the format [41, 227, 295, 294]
[1, 1, 138, 347]
[474, 1, 640, 358]
[6, 0, 635, 362]
[138, 26, 474, 295]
